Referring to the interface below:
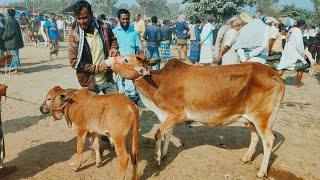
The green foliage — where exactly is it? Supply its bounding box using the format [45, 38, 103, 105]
[182, 0, 246, 19]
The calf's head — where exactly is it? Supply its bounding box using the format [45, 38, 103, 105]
[40, 86, 73, 125]
[109, 55, 161, 80]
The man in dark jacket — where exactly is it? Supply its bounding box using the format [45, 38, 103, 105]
[2, 9, 24, 73]
[68, 0, 119, 94]
[143, 16, 162, 70]
[0, 13, 6, 56]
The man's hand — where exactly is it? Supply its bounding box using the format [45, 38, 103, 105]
[216, 54, 222, 62]
[97, 63, 111, 73]
[109, 48, 119, 57]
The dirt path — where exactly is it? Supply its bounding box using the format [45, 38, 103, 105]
[2, 42, 320, 180]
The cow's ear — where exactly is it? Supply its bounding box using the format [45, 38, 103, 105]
[147, 58, 161, 66]
[58, 93, 70, 101]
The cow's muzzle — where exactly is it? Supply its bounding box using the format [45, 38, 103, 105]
[39, 104, 50, 114]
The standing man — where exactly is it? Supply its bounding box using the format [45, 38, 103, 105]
[160, 19, 172, 62]
[132, 13, 145, 42]
[277, 20, 308, 89]
[266, 19, 283, 56]
[2, 9, 24, 73]
[199, 18, 214, 65]
[69, 0, 119, 95]
[143, 16, 162, 70]
[57, 16, 65, 42]
[0, 13, 6, 56]
[113, 9, 140, 104]
[45, 13, 59, 60]
[176, 15, 189, 61]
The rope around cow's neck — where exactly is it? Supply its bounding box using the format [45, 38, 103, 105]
[48, 92, 77, 111]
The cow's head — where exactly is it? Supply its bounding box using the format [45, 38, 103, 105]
[40, 86, 74, 127]
[108, 55, 161, 80]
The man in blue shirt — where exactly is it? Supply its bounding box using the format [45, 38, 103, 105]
[113, 9, 140, 104]
[143, 16, 161, 70]
[45, 13, 59, 60]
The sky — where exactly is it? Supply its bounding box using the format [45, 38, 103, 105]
[0, 0, 315, 11]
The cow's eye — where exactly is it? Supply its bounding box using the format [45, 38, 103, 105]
[47, 98, 51, 101]
[124, 59, 128, 63]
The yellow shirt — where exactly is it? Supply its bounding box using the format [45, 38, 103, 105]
[86, 28, 106, 85]
[270, 26, 283, 53]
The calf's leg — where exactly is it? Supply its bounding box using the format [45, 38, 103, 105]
[92, 133, 102, 167]
[161, 126, 175, 158]
[73, 131, 87, 172]
[114, 136, 129, 179]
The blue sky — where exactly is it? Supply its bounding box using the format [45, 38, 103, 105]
[0, 0, 315, 11]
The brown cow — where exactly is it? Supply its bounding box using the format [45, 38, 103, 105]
[40, 86, 139, 180]
[105, 55, 285, 178]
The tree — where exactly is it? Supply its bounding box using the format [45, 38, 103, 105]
[91, 0, 118, 16]
[183, 0, 246, 19]
[137, 0, 170, 19]
[255, 0, 279, 16]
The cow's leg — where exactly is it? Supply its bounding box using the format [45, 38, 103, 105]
[256, 127, 275, 177]
[73, 131, 87, 172]
[155, 117, 180, 164]
[241, 123, 259, 163]
[92, 133, 102, 167]
[114, 136, 129, 179]
[161, 126, 175, 158]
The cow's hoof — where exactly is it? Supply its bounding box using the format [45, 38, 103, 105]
[96, 163, 102, 167]
[256, 171, 267, 178]
[72, 167, 79, 172]
[241, 157, 252, 164]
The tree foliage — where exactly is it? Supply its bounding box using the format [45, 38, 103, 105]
[182, 0, 246, 19]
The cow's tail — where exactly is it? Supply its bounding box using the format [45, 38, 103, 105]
[130, 104, 139, 180]
[268, 71, 285, 129]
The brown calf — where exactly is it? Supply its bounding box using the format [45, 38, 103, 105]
[105, 55, 285, 178]
[40, 86, 139, 179]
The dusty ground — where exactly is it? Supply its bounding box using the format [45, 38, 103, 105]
[1, 41, 320, 180]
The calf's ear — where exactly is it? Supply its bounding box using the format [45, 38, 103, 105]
[147, 58, 162, 66]
[58, 93, 70, 101]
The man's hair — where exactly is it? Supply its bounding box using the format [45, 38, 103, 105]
[74, 0, 92, 17]
[254, 9, 264, 19]
[151, 16, 157, 23]
[99, 14, 106, 20]
[135, 13, 140, 17]
[195, 19, 201, 24]
[207, 18, 213, 23]
[7, 9, 15, 17]
[0, 13, 3, 18]
[117, 9, 130, 19]
[50, 13, 56, 16]
[297, 19, 306, 27]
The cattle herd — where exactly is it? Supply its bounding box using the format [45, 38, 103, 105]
[40, 55, 285, 179]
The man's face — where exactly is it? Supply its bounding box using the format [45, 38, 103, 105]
[51, 15, 56, 21]
[135, 15, 140, 21]
[76, 7, 92, 30]
[119, 14, 130, 30]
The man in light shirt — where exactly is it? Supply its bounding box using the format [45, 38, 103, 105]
[266, 20, 283, 55]
[57, 16, 65, 41]
[132, 13, 145, 41]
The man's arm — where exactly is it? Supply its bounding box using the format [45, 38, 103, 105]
[68, 31, 96, 73]
[213, 26, 226, 59]
[268, 38, 275, 55]
[143, 28, 148, 41]
[44, 22, 51, 41]
[157, 28, 162, 42]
